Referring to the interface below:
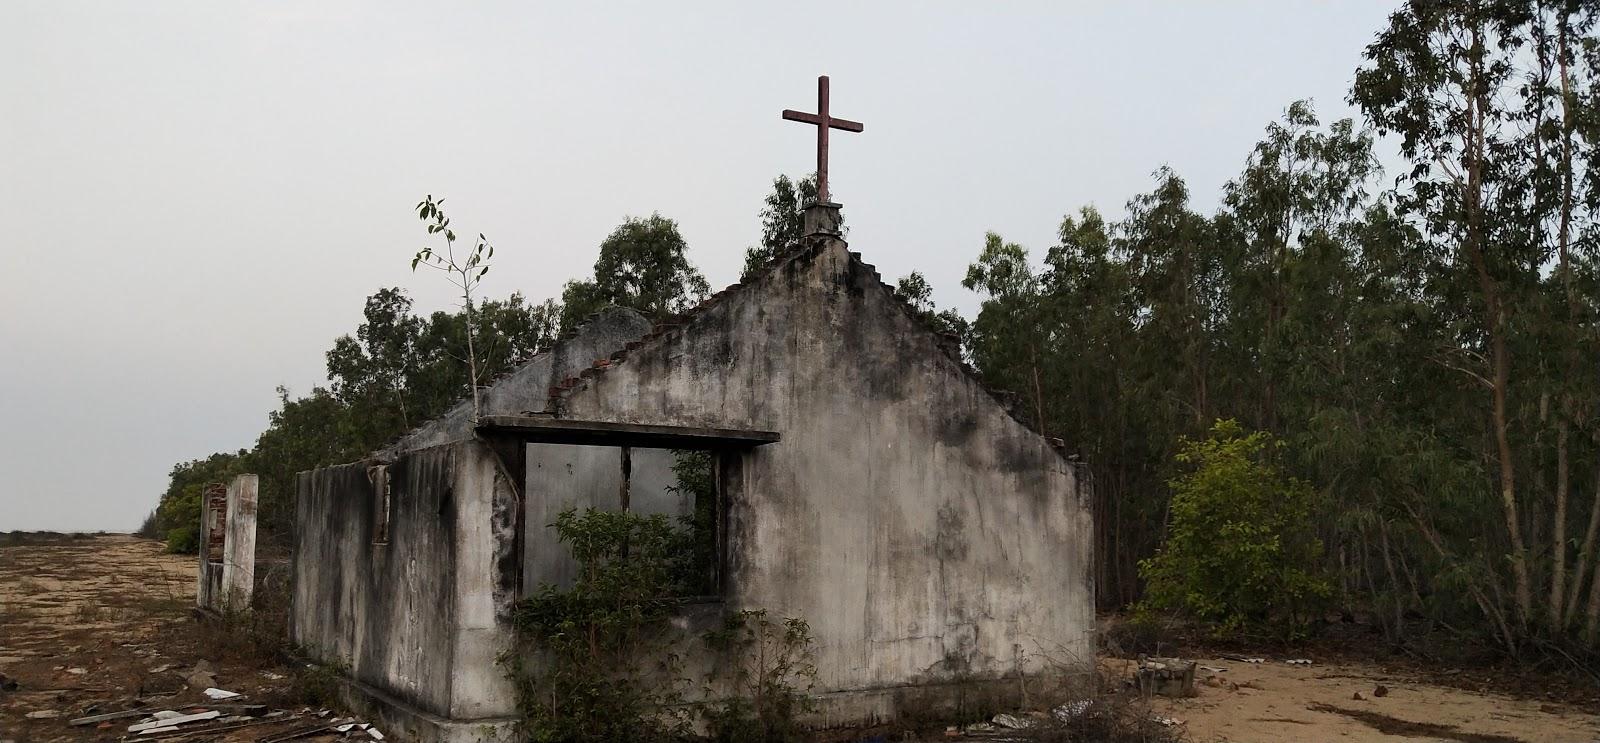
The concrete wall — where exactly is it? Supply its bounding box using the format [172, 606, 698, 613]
[293, 447, 462, 717]
[221, 474, 259, 612]
[554, 238, 1095, 711]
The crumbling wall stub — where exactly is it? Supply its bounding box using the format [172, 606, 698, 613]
[220, 474, 258, 612]
[196, 483, 227, 611]
[196, 476, 258, 614]
[554, 238, 1095, 707]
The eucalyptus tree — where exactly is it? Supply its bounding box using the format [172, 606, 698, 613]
[561, 213, 710, 330]
[1353, 0, 1600, 644]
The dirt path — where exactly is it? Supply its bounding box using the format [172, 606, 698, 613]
[0, 534, 338, 743]
[1111, 656, 1600, 743]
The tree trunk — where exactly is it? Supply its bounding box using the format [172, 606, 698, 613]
[1566, 462, 1600, 626]
[1464, 23, 1533, 626]
[1550, 418, 1569, 628]
[1587, 547, 1600, 645]
[463, 288, 481, 420]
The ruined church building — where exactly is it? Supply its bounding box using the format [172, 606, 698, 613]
[290, 202, 1095, 742]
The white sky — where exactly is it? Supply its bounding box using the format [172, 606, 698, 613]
[0, 1, 1399, 531]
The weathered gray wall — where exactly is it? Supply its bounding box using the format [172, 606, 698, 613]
[554, 238, 1095, 707]
[221, 474, 259, 611]
[291, 448, 463, 716]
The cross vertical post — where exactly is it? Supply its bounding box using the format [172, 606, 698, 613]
[782, 75, 863, 204]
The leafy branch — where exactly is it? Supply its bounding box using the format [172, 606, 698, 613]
[411, 195, 494, 419]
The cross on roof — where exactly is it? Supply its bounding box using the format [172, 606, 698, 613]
[782, 75, 863, 205]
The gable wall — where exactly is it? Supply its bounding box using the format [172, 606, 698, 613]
[555, 239, 1095, 699]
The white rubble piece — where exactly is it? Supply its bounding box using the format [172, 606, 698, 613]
[127, 710, 220, 732]
[992, 712, 1033, 729]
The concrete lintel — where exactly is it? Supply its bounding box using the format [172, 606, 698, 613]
[475, 416, 779, 449]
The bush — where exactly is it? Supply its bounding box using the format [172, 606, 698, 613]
[510, 509, 695, 743]
[1138, 419, 1330, 638]
[164, 524, 199, 554]
[510, 508, 817, 743]
[700, 610, 816, 743]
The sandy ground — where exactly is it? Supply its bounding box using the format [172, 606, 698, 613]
[1105, 655, 1600, 743]
[3, 534, 1598, 743]
[0, 534, 348, 743]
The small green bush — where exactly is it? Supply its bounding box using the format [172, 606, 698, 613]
[700, 610, 816, 743]
[164, 524, 199, 554]
[510, 507, 817, 743]
[511, 508, 693, 743]
[1138, 419, 1330, 638]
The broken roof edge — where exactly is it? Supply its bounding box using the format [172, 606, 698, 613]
[363, 305, 653, 462]
[542, 234, 1081, 465]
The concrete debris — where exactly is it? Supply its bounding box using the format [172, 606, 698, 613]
[185, 669, 218, 689]
[1221, 654, 1266, 663]
[1285, 658, 1313, 665]
[1353, 691, 1365, 700]
[1053, 700, 1092, 721]
[1199, 665, 1227, 673]
[202, 687, 242, 699]
[69, 708, 150, 726]
[65, 667, 87, 675]
[992, 712, 1033, 729]
[128, 709, 220, 732]
[24, 710, 61, 719]
[1137, 656, 1198, 697]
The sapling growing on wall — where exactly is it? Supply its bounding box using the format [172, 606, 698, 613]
[411, 195, 494, 419]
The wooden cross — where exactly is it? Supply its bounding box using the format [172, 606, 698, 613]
[782, 75, 863, 204]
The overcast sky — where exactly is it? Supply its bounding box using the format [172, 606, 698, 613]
[1, 2, 1399, 532]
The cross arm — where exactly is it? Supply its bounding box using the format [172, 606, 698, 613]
[781, 110, 865, 133]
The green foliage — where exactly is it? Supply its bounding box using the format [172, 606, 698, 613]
[742, 174, 837, 280]
[151, 451, 248, 553]
[895, 271, 970, 348]
[560, 213, 710, 330]
[1138, 420, 1331, 637]
[669, 451, 719, 597]
[699, 611, 816, 743]
[411, 195, 498, 418]
[511, 508, 696, 743]
[510, 508, 816, 743]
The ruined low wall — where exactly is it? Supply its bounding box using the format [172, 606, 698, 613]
[291, 449, 461, 717]
[291, 441, 520, 725]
